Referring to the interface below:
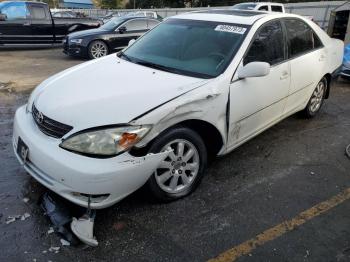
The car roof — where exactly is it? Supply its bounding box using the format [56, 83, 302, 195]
[237, 2, 284, 5]
[114, 16, 158, 22]
[173, 10, 302, 25]
[173, 10, 275, 25]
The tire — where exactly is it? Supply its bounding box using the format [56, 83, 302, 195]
[301, 77, 327, 118]
[88, 40, 109, 59]
[146, 127, 207, 202]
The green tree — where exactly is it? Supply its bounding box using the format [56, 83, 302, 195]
[100, 0, 122, 9]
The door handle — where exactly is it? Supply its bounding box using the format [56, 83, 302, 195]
[280, 71, 289, 80]
[23, 22, 31, 26]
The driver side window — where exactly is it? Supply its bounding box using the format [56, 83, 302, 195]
[244, 20, 285, 66]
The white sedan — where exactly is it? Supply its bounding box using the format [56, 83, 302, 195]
[13, 10, 343, 209]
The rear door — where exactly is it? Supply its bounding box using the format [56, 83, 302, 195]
[282, 18, 325, 114]
[27, 3, 54, 44]
[0, 1, 31, 44]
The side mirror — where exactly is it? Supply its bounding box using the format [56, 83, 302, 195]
[118, 26, 126, 33]
[128, 39, 136, 46]
[237, 62, 270, 79]
[0, 13, 7, 21]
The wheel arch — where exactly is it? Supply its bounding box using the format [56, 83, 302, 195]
[130, 119, 225, 159]
[324, 73, 332, 99]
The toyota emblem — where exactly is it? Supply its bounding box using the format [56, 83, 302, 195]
[35, 111, 44, 124]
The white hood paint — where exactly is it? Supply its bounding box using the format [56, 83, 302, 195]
[33, 55, 208, 132]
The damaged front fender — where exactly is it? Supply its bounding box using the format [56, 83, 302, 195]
[131, 81, 229, 153]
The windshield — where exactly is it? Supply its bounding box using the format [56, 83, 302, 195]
[232, 3, 257, 10]
[100, 17, 125, 30]
[123, 19, 249, 78]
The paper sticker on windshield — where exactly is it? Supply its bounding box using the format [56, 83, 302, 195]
[215, 25, 247, 34]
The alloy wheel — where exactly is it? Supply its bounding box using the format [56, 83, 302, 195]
[309, 81, 325, 113]
[90, 42, 108, 58]
[154, 139, 200, 194]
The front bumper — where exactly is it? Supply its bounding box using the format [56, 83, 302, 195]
[13, 105, 168, 209]
[63, 40, 88, 58]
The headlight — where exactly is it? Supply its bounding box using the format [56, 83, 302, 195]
[70, 39, 83, 44]
[60, 125, 151, 157]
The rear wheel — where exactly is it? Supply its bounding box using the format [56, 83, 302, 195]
[146, 127, 207, 202]
[302, 77, 327, 118]
[88, 40, 109, 59]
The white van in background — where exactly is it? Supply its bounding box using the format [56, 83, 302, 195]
[232, 2, 285, 13]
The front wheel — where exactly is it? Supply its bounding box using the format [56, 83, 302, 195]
[146, 127, 207, 202]
[88, 40, 109, 59]
[301, 77, 327, 118]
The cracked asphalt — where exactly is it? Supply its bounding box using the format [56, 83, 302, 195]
[1, 49, 350, 262]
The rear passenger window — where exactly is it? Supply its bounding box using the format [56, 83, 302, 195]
[244, 20, 285, 66]
[31, 6, 46, 19]
[284, 19, 323, 58]
[271, 5, 283, 12]
[258, 5, 268, 11]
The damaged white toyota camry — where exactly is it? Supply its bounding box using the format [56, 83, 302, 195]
[13, 10, 343, 209]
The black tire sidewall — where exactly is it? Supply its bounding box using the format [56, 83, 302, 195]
[88, 40, 108, 59]
[146, 127, 207, 202]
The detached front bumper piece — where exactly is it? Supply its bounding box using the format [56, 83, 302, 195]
[13, 105, 169, 209]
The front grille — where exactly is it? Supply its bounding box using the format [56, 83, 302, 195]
[32, 104, 73, 138]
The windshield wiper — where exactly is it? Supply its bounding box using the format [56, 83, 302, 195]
[117, 51, 132, 62]
[134, 60, 176, 73]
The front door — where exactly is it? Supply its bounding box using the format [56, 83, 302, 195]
[0, 1, 31, 44]
[228, 20, 291, 148]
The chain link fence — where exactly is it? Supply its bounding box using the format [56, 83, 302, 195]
[64, 1, 346, 30]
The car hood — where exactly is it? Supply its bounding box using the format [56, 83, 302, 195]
[33, 55, 208, 132]
[68, 28, 107, 39]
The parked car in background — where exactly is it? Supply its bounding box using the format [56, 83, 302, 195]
[52, 10, 87, 18]
[340, 43, 350, 79]
[102, 11, 162, 24]
[232, 2, 285, 12]
[14, 10, 343, 209]
[63, 16, 160, 59]
[126, 11, 163, 20]
[0, 1, 102, 46]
